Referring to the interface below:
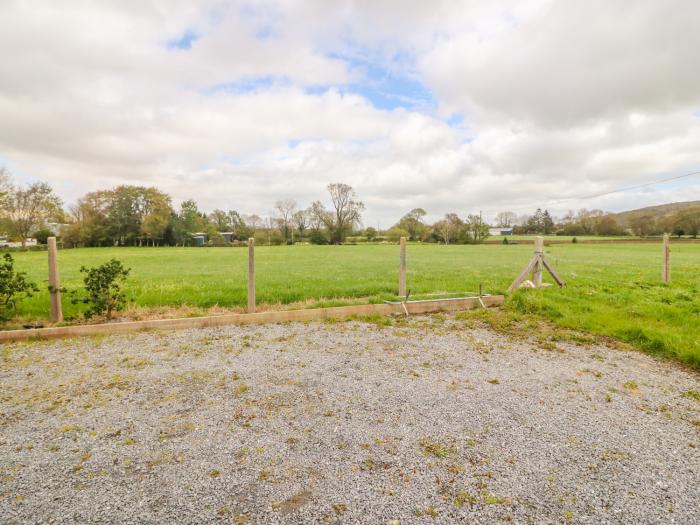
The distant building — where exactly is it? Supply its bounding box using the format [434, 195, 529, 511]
[489, 227, 513, 236]
[46, 223, 69, 236]
[191, 232, 207, 246]
[0, 237, 37, 248]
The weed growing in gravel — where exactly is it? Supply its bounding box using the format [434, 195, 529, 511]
[482, 493, 510, 505]
[487, 378, 500, 385]
[413, 506, 439, 517]
[419, 438, 454, 459]
[682, 390, 700, 401]
[332, 503, 347, 516]
[622, 381, 639, 391]
[257, 469, 272, 481]
[209, 469, 221, 478]
[234, 384, 250, 396]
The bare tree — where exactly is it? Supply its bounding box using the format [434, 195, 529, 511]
[292, 209, 309, 239]
[494, 211, 517, 228]
[0, 167, 12, 207]
[274, 199, 297, 244]
[244, 214, 263, 233]
[314, 183, 364, 244]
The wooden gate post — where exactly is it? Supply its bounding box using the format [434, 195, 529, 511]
[399, 236, 407, 297]
[47, 236, 63, 323]
[662, 233, 671, 283]
[533, 236, 544, 287]
[247, 238, 255, 313]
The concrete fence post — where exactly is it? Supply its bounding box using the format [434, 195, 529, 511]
[47, 236, 63, 323]
[247, 238, 255, 313]
[399, 236, 407, 297]
[662, 233, 671, 283]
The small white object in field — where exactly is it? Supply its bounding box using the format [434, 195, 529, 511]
[520, 280, 536, 288]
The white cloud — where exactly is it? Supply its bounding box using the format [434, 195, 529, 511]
[1, 0, 699, 226]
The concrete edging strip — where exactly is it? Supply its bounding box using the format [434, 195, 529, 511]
[0, 295, 504, 343]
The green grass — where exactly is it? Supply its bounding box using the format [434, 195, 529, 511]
[6, 243, 700, 368]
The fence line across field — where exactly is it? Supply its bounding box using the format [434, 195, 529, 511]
[38, 234, 677, 324]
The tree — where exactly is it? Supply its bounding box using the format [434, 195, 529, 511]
[274, 199, 297, 244]
[365, 226, 377, 240]
[105, 186, 172, 246]
[432, 213, 463, 244]
[671, 206, 700, 238]
[525, 208, 554, 234]
[494, 211, 517, 228]
[594, 214, 623, 236]
[397, 208, 427, 241]
[292, 209, 309, 239]
[244, 214, 263, 233]
[0, 167, 12, 209]
[576, 209, 605, 234]
[386, 227, 409, 242]
[4, 182, 63, 246]
[172, 200, 206, 246]
[312, 183, 364, 244]
[227, 210, 251, 240]
[208, 209, 231, 232]
[64, 190, 112, 247]
[465, 214, 489, 243]
[629, 214, 657, 237]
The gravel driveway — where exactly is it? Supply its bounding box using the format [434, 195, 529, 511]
[1, 313, 698, 524]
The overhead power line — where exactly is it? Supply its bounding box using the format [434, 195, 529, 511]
[480, 169, 700, 215]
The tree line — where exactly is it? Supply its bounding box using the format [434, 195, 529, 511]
[1, 166, 699, 247]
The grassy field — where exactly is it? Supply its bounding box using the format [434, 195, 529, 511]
[6, 243, 700, 368]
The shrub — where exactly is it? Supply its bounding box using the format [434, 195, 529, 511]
[0, 253, 39, 320]
[32, 228, 55, 245]
[74, 259, 131, 319]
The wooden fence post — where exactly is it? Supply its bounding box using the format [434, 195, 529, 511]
[399, 236, 407, 297]
[47, 236, 63, 323]
[533, 236, 544, 287]
[662, 233, 671, 283]
[247, 238, 255, 313]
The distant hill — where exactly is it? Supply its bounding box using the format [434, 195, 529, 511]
[614, 201, 700, 226]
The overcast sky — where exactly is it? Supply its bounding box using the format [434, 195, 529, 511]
[1, 0, 699, 226]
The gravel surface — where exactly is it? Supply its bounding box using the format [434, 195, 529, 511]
[1, 313, 698, 524]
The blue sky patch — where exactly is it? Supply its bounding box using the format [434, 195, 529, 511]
[205, 75, 291, 95]
[167, 30, 200, 50]
[329, 49, 435, 111]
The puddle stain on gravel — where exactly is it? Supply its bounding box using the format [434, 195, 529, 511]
[272, 490, 313, 515]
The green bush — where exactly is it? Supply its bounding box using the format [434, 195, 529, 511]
[74, 259, 131, 319]
[0, 253, 39, 320]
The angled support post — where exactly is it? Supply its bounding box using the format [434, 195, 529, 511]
[508, 236, 565, 292]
